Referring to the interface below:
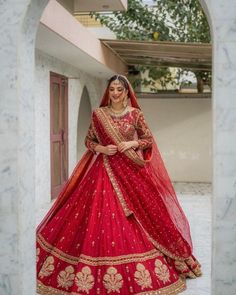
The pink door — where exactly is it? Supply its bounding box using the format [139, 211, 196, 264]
[50, 72, 68, 199]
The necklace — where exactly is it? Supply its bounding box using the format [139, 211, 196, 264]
[109, 105, 128, 115]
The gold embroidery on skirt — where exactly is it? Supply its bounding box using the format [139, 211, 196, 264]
[75, 266, 95, 294]
[39, 256, 55, 278]
[57, 266, 75, 290]
[134, 263, 152, 290]
[103, 267, 124, 293]
[37, 233, 161, 266]
[136, 277, 186, 295]
[37, 277, 186, 295]
[154, 259, 170, 284]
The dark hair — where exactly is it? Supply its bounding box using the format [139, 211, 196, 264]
[107, 75, 129, 90]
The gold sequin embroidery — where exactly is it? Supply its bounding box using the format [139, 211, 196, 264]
[154, 259, 170, 284]
[103, 267, 123, 293]
[134, 263, 152, 290]
[75, 266, 95, 294]
[103, 154, 132, 217]
[57, 266, 75, 290]
[39, 256, 55, 278]
[37, 277, 186, 295]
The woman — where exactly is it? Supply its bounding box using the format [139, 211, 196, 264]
[36, 75, 202, 295]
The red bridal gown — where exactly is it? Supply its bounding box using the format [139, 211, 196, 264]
[36, 107, 201, 295]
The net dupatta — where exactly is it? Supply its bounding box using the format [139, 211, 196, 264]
[99, 75, 193, 251]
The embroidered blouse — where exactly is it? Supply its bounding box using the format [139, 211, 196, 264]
[85, 107, 153, 153]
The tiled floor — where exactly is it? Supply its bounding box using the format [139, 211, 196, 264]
[176, 183, 212, 295]
[36, 182, 212, 295]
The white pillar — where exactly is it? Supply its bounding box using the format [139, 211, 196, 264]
[0, 1, 48, 294]
[211, 1, 236, 294]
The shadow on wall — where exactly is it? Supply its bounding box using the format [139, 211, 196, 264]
[77, 86, 92, 160]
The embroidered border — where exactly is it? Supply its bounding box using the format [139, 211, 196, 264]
[37, 277, 186, 295]
[37, 233, 162, 266]
[103, 154, 132, 217]
[136, 277, 186, 295]
[37, 281, 77, 295]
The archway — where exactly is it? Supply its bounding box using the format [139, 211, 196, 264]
[77, 86, 92, 161]
[1, 1, 236, 295]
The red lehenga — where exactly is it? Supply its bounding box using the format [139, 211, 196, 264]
[37, 93, 201, 294]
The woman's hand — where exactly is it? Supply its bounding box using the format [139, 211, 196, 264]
[117, 141, 139, 153]
[95, 144, 118, 156]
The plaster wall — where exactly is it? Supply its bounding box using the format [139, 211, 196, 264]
[140, 98, 212, 182]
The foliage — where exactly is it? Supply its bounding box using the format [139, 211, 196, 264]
[154, 0, 210, 43]
[92, 0, 211, 92]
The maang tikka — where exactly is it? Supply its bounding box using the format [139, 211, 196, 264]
[113, 75, 121, 85]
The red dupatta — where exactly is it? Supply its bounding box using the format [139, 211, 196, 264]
[91, 107, 192, 260]
[98, 76, 193, 260]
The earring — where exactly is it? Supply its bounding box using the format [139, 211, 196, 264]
[123, 96, 128, 108]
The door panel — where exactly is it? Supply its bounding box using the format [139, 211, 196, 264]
[50, 72, 68, 199]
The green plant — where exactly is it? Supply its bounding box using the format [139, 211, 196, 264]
[92, 0, 211, 92]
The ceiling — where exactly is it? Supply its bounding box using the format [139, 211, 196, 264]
[101, 39, 212, 71]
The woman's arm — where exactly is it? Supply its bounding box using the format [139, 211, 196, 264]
[135, 111, 153, 149]
[84, 122, 99, 154]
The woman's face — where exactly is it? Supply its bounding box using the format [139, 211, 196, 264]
[108, 80, 128, 105]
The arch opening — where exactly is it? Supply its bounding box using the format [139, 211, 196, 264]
[77, 86, 92, 161]
[0, 0, 216, 294]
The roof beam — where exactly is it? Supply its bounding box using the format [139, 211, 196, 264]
[101, 39, 212, 70]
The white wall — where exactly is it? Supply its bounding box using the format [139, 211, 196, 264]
[139, 98, 212, 182]
[34, 49, 103, 210]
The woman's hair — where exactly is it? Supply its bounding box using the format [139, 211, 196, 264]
[107, 75, 129, 90]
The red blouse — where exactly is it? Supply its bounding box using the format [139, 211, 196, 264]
[85, 107, 153, 153]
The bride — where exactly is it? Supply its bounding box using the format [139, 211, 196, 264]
[36, 75, 201, 295]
